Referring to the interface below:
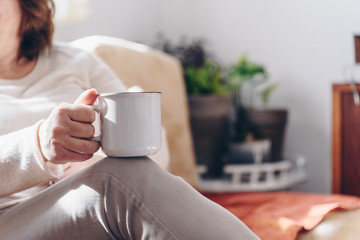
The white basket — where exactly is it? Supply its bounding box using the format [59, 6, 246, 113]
[198, 155, 306, 192]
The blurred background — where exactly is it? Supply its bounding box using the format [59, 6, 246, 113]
[54, 0, 360, 194]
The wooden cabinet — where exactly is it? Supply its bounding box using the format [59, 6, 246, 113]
[332, 84, 360, 196]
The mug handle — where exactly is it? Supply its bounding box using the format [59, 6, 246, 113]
[89, 104, 101, 112]
[87, 104, 101, 142]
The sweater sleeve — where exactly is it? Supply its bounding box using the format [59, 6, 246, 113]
[0, 120, 63, 197]
[86, 52, 128, 93]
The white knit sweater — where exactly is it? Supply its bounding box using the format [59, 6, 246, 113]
[0, 42, 126, 209]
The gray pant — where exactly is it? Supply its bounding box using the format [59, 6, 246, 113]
[0, 157, 259, 240]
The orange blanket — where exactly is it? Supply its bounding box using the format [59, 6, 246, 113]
[203, 192, 360, 240]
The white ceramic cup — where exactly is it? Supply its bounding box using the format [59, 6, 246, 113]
[90, 92, 162, 157]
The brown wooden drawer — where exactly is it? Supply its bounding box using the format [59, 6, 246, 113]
[333, 83, 360, 196]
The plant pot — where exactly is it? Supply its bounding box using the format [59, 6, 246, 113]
[244, 109, 288, 162]
[227, 140, 271, 164]
[188, 95, 231, 178]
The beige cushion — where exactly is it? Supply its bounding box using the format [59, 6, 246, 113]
[297, 208, 360, 240]
[71, 35, 198, 187]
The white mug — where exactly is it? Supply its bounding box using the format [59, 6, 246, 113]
[91, 92, 162, 157]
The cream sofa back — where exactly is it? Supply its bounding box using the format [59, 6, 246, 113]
[72, 35, 198, 187]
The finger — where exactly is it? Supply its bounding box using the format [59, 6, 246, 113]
[50, 144, 94, 164]
[63, 136, 100, 155]
[67, 104, 96, 123]
[67, 121, 95, 138]
[75, 88, 98, 105]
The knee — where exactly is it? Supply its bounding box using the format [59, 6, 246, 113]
[82, 156, 169, 191]
[88, 156, 158, 177]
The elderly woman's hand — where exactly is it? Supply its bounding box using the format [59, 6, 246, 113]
[38, 89, 100, 164]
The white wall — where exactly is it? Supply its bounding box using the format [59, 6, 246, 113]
[55, 0, 360, 193]
[54, 0, 161, 43]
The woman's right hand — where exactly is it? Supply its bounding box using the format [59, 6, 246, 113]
[38, 89, 100, 164]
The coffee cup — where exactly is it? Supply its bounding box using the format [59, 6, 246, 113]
[90, 92, 162, 157]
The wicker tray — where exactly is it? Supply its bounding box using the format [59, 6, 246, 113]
[198, 155, 306, 192]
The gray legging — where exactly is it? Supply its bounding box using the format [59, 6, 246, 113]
[0, 157, 259, 240]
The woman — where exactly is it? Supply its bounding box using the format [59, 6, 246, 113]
[0, 0, 259, 239]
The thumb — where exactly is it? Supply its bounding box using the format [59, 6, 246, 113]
[75, 88, 98, 105]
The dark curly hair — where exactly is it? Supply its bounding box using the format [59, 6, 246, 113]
[17, 0, 55, 61]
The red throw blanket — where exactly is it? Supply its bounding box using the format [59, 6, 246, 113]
[203, 192, 360, 240]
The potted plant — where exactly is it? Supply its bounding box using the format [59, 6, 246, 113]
[227, 54, 288, 163]
[154, 35, 230, 177]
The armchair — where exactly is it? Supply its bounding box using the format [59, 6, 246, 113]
[72, 36, 360, 240]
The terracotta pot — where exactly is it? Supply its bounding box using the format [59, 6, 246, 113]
[188, 95, 231, 177]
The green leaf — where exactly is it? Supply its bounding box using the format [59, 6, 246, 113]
[184, 60, 229, 96]
[261, 83, 279, 106]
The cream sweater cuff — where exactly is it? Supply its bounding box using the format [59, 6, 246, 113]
[32, 120, 63, 180]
